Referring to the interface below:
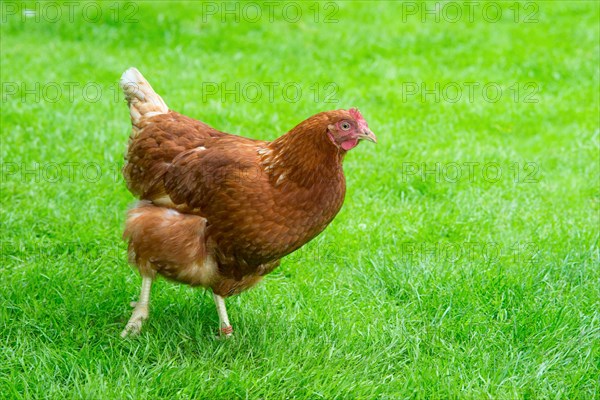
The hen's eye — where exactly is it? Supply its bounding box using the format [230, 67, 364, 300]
[341, 122, 351, 131]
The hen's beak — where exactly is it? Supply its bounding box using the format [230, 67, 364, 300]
[358, 129, 377, 143]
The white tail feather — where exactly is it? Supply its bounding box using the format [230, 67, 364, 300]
[120, 68, 168, 130]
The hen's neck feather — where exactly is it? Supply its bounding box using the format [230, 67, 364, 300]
[261, 115, 345, 186]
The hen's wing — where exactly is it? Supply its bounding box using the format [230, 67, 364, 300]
[163, 135, 265, 210]
[163, 137, 291, 272]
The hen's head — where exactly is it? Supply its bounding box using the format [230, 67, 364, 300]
[268, 108, 376, 182]
[274, 108, 376, 161]
[326, 108, 377, 151]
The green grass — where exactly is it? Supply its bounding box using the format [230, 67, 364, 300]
[1, 1, 599, 398]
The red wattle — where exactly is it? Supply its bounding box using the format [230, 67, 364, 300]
[341, 139, 358, 151]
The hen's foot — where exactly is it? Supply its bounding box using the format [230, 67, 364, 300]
[121, 275, 153, 338]
[120, 304, 149, 338]
[216, 325, 233, 340]
[212, 292, 233, 339]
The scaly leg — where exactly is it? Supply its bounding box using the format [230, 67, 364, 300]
[212, 292, 233, 338]
[121, 275, 152, 338]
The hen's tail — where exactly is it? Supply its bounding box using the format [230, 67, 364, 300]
[120, 67, 168, 134]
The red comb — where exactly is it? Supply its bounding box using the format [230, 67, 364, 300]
[349, 108, 365, 122]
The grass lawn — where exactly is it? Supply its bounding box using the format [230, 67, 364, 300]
[1, 1, 599, 398]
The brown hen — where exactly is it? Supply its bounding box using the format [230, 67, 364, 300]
[119, 68, 376, 338]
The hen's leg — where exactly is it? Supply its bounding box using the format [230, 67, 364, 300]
[121, 275, 153, 338]
[212, 292, 233, 338]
